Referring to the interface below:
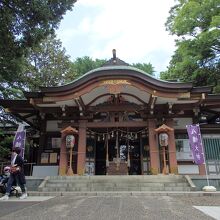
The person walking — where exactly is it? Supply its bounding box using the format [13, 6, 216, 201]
[0, 147, 27, 200]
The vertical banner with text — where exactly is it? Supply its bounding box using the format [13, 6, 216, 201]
[186, 124, 205, 165]
[13, 124, 26, 158]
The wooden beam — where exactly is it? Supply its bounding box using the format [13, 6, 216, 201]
[58, 120, 147, 128]
[13, 113, 37, 129]
[195, 93, 206, 106]
[22, 113, 37, 119]
[148, 94, 157, 114]
[120, 93, 147, 105]
[78, 97, 86, 111]
[74, 97, 85, 116]
[0, 100, 32, 108]
[88, 104, 143, 112]
[87, 93, 110, 106]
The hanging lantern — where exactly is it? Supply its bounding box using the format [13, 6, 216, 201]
[66, 135, 75, 148]
[111, 131, 114, 138]
[97, 135, 100, 141]
[159, 133, 169, 147]
[87, 145, 93, 152]
[135, 133, 138, 139]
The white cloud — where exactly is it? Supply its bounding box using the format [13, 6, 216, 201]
[78, 17, 92, 33]
[57, 0, 176, 72]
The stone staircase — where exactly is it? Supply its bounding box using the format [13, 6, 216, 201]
[38, 175, 191, 193]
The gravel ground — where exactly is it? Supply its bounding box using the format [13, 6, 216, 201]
[174, 195, 220, 206]
[0, 195, 219, 220]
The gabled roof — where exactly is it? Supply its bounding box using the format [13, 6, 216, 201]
[102, 49, 129, 66]
[23, 49, 212, 97]
[1, 51, 219, 128]
[102, 57, 129, 67]
[24, 65, 211, 96]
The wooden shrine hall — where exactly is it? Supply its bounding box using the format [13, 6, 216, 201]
[1, 50, 220, 176]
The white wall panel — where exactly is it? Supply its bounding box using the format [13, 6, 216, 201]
[178, 165, 199, 174]
[173, 118, 193, 129]
[46, 120, 61, 132]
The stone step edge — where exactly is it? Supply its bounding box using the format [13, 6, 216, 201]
[27, 191, 220, 197]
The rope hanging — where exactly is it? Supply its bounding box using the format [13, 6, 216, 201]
[87, 128, 147, 139]
[127, 128, 130, 168]
[106, 129, 109, 168]
[116, 130, 119, 170]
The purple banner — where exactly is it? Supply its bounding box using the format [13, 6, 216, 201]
[186, 124, 204, 165]
[13, 129, 26, 158]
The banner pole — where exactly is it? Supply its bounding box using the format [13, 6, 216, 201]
[204, 159, 210, 186]
[198, 124, 210, 186]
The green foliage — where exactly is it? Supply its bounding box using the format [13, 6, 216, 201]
[0, 86, 24, 100]
[67, 58, 155, 80]
[0, 129, 31, 161]
[0, 0, 76, 98]
[0, 106, 21, 126]
[0, 131, 13, 160]
[23, 34, 73, 91]
[67, 56, 106, 81]
[132, 62, 155, 75]
[161, 0, 220, 91]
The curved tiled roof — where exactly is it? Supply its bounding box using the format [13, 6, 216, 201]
[39, 65, 199, 94]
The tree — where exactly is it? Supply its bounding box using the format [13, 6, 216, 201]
[67, 56, 106, 80]
[0, 0, 77, 98]
[132, 62, 155, 75]
[0, 107, 19, 160]
[0, 106, 20, 126]
[161, 0, 220, 92]
[0, 132, 13, 161]
[23, 34, 73, 91]
[67, 58, 155, 80]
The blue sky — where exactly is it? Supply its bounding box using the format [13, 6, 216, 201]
[56, 0, 176, 74]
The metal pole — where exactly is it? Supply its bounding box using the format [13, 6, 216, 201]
[116, 130, 119, 170]
[106, 131, 109, 168]
[67, 146, 74, 175]
[127, 128, 130, 169]
[204, 160, 210, 186]
[201, 139, 210, 186]
[198, 124, 210, 186]
[89, 151, 90, 176]
[163, 146, 167, 175]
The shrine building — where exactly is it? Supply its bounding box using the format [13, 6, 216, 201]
[1, 51, 220, 176]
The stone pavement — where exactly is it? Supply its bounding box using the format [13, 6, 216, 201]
[194, 206, 220, 220]
[0, 196, 54, 202]
[0, 195, 220, 220]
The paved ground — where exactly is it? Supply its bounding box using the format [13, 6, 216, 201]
[0, 195, 220, 220]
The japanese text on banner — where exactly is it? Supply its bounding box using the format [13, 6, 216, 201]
[186, 124, 204, 165]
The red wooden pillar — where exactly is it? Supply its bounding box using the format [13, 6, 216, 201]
[148, 119, 159, 174]
[198, 164, 206, 175]
[77, 120, 87, 175]
[37, 118, 46, 164]
[59, 132, 68, 176]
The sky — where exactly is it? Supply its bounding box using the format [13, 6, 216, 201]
[56, 0, 177, 74]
